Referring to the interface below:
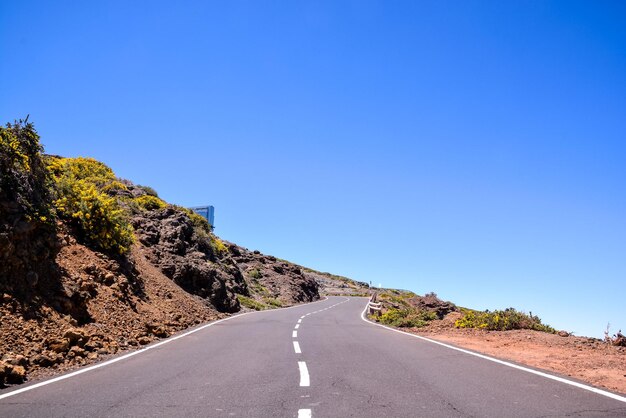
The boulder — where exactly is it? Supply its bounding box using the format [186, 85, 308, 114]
[63, 328, 90, 347]
[46, 338, 70, 353]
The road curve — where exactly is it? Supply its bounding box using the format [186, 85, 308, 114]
[1, 296, 625, 417]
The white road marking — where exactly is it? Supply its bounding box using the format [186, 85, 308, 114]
[298, 409, 312, 418]
[360, 301, 626, 404]
[0, 297, 333, 401]
[300, 315, 306, 319]
[293, 341, 302, 354]
[297, 319, 302, 324]
[292, 330, 298, 338]
[298, 361, 310, 386]
[295, 324, 300, 329]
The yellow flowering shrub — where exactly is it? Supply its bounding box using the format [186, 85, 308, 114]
[134, 195, 167, 210]
[102, 180, 128, 194]
[455, 308, 555, 333]
[50, 157, 134, 254]
[211, 236, 228, 254]
[47, 157, 115, 186]
[0, 125, 32, 170]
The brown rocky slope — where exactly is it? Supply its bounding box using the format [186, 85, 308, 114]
[1, 205, 326, 387]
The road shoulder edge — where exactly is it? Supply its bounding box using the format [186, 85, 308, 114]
[359, 300, 626, 404]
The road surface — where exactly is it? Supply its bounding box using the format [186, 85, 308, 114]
[1, 296, 625, 417]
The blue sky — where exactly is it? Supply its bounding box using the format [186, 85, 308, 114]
[1, 1, 624, 338]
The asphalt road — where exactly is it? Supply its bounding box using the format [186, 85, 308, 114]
[1, 296, 625, 417]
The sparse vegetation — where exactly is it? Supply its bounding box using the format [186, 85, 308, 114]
[210, 236, 228, 255]
[237, 295, 266, 311]
[134, 195, 167, 211]
[455, 308, 555, 333]
[604, 324, 626, 346]
[248, 268, 262, 279]
[137, 184, 159, 197]
[263, 297, 283, 308]
[378, 308, 437, 328]
[371, 290, 451, 328]
[175, 205, 212, 237]
[249, 279, 270, 296]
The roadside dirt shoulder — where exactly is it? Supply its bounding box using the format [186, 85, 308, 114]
[410, 314, 626, 395]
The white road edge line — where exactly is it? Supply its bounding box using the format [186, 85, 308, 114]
[360, 301, 626, 404]
[0, 296, 333, 401]
[293, 341, 302, 354]
[292, 331, 298, 338]
[298, 408, 312, 418]
[297, 319, 302, 324]
[298, 361, 310, 387]
[295, 324, 300, 329]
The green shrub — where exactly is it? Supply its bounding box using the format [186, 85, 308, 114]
[249, 280, 270, 296]
[378, 308, 437, 328]
[263, 297, 283, 308]
[248, 268, 262, 279]
[455, 308, 555, 333]
[49, 157, 134, 254]
[134, 195, 167, 210]
[237, 295, 266, 311]
[137, 185, 159, 197]
[0, 120, 54, 221]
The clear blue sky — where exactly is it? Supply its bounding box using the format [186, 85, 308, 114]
[2, 1, 624, 338]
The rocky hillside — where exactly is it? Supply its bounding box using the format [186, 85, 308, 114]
[0, 120, 342, 387]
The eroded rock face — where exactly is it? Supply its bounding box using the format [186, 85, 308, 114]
[0, 200, 60, 298]
[226, 243, 320, 304]
[131, 207, 246, 313]
[407, 294, 457, 319]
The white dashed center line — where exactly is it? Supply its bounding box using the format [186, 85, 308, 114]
[298, 409, 312, 418]
[291, 298, 350, 417]
[298, 361, 310, 387]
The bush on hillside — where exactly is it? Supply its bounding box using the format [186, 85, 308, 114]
[47, 156, 115, 187]
[0, 120, 54, 222]
[49, 157, 134, 254]
[101, 180, 128, 194]
[137, 185, 159, 197]
[210, 236, 227, 255]
[378, 308, 437, 328]
[263, 297, 283, 308]
[237, 295, 266, 311]
[134, 195, 167, 211]
[455, 308, 555, 333]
